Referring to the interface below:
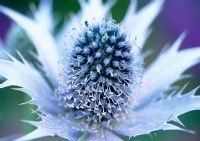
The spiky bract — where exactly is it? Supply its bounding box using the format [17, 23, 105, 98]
[6, 25, 40, 69]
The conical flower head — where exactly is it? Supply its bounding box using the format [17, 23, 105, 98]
[58, 19, 143, 127]
[1, 1, 200, 141]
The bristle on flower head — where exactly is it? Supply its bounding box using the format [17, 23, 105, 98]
[58, 19, 143, 128]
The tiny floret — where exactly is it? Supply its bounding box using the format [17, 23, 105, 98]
[58, 19, 143, 128]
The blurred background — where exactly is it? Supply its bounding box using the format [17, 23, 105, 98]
[0, 0, 200, 141]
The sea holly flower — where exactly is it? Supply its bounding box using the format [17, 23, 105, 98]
[0, 0, 200, 141]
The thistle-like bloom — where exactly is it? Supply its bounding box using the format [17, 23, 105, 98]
[57, 19, 143, 127]
[0, 0, 200, 141]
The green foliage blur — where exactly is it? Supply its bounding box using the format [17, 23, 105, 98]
[0, 0, 200, 141]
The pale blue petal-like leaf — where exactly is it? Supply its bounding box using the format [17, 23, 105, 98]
[15, 114, 82, 141]
[78, 0, 115, 20]
[86, 130, 122, 141]
[0, 5, 59, 86]
[113, 87, 200, 137]
[0, 40, 9, 59]
[136, 33, 200, 108]
[34, 0, 54, 31]
[57, 0, 116, 48]
[0, 42, 9, 81]
[0, 54, 59, 113]
[122, 0, 164, 48]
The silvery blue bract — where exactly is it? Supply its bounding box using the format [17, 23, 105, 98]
[0, 0, 200, 141]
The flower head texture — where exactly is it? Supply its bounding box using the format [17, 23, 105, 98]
[0, 0, 200, 141]
[57, 19, 143, 127]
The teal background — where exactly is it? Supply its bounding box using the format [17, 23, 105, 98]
[0, 0, 200, 140]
